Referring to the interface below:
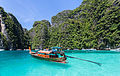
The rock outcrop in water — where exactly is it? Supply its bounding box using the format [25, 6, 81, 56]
[0, 7, 30, 50]
[29, 0, 120, 50]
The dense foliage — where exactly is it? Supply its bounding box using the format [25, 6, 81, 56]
[29, 0, 120, 50]
[48, 0, 120, 50]
[0, 7, 30, 50]
[29, 20, 50, 49]
[0, 32, 9, 49]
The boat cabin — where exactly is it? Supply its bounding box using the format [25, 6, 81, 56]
[37, 47, 65, 58]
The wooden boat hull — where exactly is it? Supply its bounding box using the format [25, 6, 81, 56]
[30, 53, 66, 63]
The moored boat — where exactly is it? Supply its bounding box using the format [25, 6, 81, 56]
[82, 48, 96, 51]
[0, 49, 4, 51]
[110, 48, 120, 52]
[29, 47, 67, 63]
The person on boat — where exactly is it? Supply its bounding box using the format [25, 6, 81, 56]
[46, 48, 49, 51]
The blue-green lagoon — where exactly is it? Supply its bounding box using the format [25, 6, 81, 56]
[0, 50, 120, 76]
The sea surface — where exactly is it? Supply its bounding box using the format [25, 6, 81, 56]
[0, 50, 120, 76]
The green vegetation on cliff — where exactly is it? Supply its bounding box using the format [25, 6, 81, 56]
[29, 20, 50, 49]
[29, 0, 120, 50]
[0, 32, 8, 49]
[48, 0, 120, 50]
[0, 7, 29, 50]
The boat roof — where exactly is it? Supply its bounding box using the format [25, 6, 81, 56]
[51, 47, 62, 49]
[38, 51, 52, 54]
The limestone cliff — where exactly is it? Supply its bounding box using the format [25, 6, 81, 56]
[0, 14, 7, 38]
[29, 20, 50, 49]
[51, 10, 72, 27]
[0, 7, 29, 50]
[29, 0, 120, 49]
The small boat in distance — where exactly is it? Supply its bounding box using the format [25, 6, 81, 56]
[110, 48, 120, 52]
[29, 47, 67, 63]
[82, 48, 96, 51]
[0, 49, 4, 51]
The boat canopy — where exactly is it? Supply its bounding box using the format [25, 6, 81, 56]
[38, 51, 52, 54]
[51, 47, 62, 49]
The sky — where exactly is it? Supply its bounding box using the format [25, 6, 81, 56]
[0, 0, 83, 30]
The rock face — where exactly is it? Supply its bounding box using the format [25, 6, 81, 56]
[0, 7, 29, 50]
[0, 8, 7, 49]
[49, 0, 120, 49]
[29, 0, 120, 50]
[0, 15, 7, 38]
[29, 20, 50, 49]
[51, 10, 72, 27]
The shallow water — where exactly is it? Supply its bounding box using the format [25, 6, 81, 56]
[0, 51, 120, 76]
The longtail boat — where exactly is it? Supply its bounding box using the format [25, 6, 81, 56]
[29, 47, 67, 63]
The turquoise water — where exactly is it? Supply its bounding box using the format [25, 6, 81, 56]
[0, 51, 120, 76]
